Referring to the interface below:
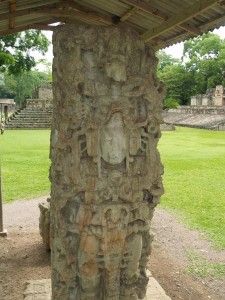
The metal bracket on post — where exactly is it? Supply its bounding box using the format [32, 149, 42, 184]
[0, 159, 7, 237]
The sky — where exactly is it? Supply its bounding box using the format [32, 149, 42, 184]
[164, 26, 225, 58]
[35, 26, 225, 71]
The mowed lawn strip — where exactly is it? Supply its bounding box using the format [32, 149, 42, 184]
[159, 127, 225, 249]
[0, 130, 50, 203]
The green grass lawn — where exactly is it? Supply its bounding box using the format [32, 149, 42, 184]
[159, 127, 225, 249]
[0, 127, 224, 249]
[0, 130, 51, 202]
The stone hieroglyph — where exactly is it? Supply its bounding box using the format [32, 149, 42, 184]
[50, 25, 165, 300]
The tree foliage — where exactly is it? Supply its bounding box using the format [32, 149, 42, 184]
[157, 32, 225, 106]
[163, 97, 179, 109]
[0, 70, 51, 104]
[0, 30, 49, 75]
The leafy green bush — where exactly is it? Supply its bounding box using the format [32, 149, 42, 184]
[163, 97, 179, 109]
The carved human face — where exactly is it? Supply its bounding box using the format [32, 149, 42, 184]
[100, 112, 127, 164]
[108, 112, 124, 127]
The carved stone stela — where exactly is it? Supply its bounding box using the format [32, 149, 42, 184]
[50, 25, 164, 300]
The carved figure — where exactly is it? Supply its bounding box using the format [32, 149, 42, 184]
[50, 25, 164, 300]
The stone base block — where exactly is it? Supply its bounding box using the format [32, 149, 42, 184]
[145, 277, 171, 299]
[23, 279, 51, 300]
[0, 229, 7, 237]
[23, 277, 171, 300]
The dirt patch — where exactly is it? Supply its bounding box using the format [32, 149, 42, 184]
[0, 197, 224, 299]
[0, 197, 50, 300]
[149, 208, 225, 300]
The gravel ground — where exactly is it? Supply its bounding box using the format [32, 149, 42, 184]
[0, 196, 224, 300]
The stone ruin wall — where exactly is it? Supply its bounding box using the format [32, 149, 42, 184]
[169, 86, 225, 115]
[32, 83, 53, 100]
[169, 106, 225, 115]
[26, 83, 53, 109]
[0, 99, 15, 118]
[190, 85, 225, 107]
[50, 24, 164, 300]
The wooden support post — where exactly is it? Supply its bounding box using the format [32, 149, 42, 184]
[0, 160, 7, 237]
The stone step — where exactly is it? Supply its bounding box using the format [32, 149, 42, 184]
[7, 119, 52, 123]
[18, 110, 52, 112]
[6, 125, 51, 129]
[6, 106, 53, 129]
[19, 112, 52, 116]
[6, 122, 51, 126]
[11, 118, 52, 121]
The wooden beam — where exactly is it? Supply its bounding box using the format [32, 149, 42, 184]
[179, 23, 200, 35]
[65, 0, 96, 12]
[34, 8, 115, 25]
[30, 24, 56, 31]
[0, 3, 63, 21]
[0, 5, 115, 26]
[0, 20, 58, 36]
[152, 32, 190, 51]
[120, 7, 139, 22]
[64, 0, 119, 24]
[122, 0, 169, 20]
[65, 0, 117, 24]
[0, 25, 31, 35]
[142, 0, 222, 42]
[0, 8, 30, 21]
[9, 0, 16, 29]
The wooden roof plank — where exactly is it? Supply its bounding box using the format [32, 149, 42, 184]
[120, 7, 138, 22]
[0, 0, 225, 48]
[122, 0, 200, 36]
[0, 2, 64, 21]
[200, 13, 225, 30]
[122, 0, 169, 20]
[142, 0, 222, 42]
[34, 8, 115, 25]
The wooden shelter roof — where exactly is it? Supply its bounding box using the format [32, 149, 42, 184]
[1, 0, 225, 49]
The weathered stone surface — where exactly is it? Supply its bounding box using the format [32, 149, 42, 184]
[39, 198, 51, 251]
[26, 83, 53, 109]
[23, 279, 51, 300]
[160, 123, 175, 131]
[145, 277, 171, 300]
[0, 229, 7, 237]
[32, 83, 53, 101]
[50, 24, 164, 299]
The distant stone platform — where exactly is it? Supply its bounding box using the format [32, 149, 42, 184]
[163, 111, 225, 130]
[23, 275, 171, 300]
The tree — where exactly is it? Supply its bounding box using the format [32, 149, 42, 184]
[1, 70, 50, 106]
[157, 33, 225, 106]
[157, 51, 193, 105]
[156, 50, 180, 72]
[183, 32, 225, 94]
[0, 74, 16, 98]
[163, 97, 179, 109]
[0, 30, 49, 75]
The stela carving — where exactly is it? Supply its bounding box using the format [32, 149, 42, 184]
[50, 25, 165, 300]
